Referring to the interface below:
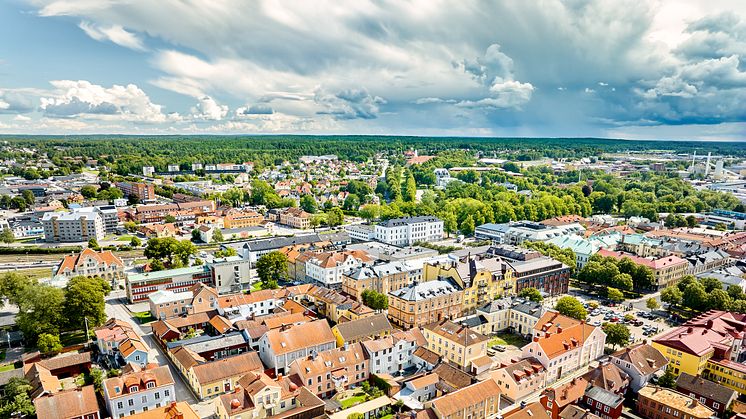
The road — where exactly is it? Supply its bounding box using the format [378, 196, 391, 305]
[104, 292, 197, 405]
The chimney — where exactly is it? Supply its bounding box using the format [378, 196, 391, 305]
[277, 373, 283, 381]
[557, 326, 562, 334]
[533, 336, 539, 342]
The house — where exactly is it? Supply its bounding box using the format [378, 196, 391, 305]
[198, 225, 214, 243]
[53, 248, 125, 285]
[582, 385, 625, 419]
[431, 362, 473, 393]
[303, 250, 372, 288]
[505, 401, 552, 419]
[215, 373, 325, 419]
[558, 405, 602, 419]
[652, 310, 746, 394]
[288, 342, 369, 398]
[423, 319, 488, 370]
[675, 372, 737, 416]
[582, 362, 630, 395]
[138, 223, 180, 239]
[33, 385, 100, 419]
[171, 349, 263, 400]
[278, 207, 311, 229]
[94, 318, 149, 367]
[394, 373, 439, 410]
[388, 279, 463, 330]
[124, 401, 199, 419]
[103, 363, 175, 418]
[412, 347, 440, 372]
[361, 329, 426, 376]
[223, 208, 263, 229]
[491, 358, 547, 402]
[609, 343, 668, 391]
[332, 313, 393, 347]
[166, 332, 249, 362]
[540, 377, 589, 419]
[216, 288, 285, 321]
[258, 320, 336, 375]
[342, 261, 416, 301]
[510, 299, 548, 338]
[428, 379, 501, 419]
[148, 289, 194, 320]
[522, 312, 606, 383]
[637, 386, 715, 419]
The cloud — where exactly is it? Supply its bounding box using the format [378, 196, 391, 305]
[79, 21, 146, 51]
[0, 90, 35, 114]
[190, 96, 228, 120]
[236, 104, 274, 115]
[315, 88, 386, 120]
[39, 80, 168, 122]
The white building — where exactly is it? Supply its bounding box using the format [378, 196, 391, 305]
[475, 221, 585, 245]
[304, 251, 370, 288]
[142, 166, 155, 177]
[42, 207, 106, 243]
[434, 168, 457, 188]
[360, 329, 423, 376]
[374, 216, 444, 247]
[345, 224, 376, 241]
[258, 321, 336, 375]
[103, 364, 175, 418]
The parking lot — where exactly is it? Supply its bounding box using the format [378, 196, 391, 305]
[582, 299, 674, 346]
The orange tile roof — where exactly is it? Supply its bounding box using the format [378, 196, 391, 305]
[265, 320, 335, 356]
[125, 401, 199, 419]
[545, 377, 588, 408]
[192, 352, 263, 384]
[103, 364, 174, 398]
[33, 385, 99, 419]
[431, 379, 500, 417]
[57, 248, 123, 274]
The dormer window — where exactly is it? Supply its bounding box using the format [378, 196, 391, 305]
[129, 386, 138, 393]
[146, 382, 155, 389]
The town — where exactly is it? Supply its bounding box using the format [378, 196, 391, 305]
[1, 138, 746, 419]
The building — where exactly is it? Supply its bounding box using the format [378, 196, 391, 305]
[42, 207, 106, 243]
[388, 279, 462, 330]
[652, 310, 746, 394]
[53, 248, 125, 285]
[510, 299, 548, 337]
[125, 402, 199, 419]
[343, 261, 414, 301]
[176, 351, 264, 400]
[540, 378, 589, 419]
[675, 372, 737, 416]
[582, 385, 624, 419]
[423, 319, 488, 370]
[491, 358, 546, 402]
[94, 318, 149, 367]
[394, 373, 439, 410]
[97, 204, 120, 233]
[116, 181, 155, 203]
[637, 386, 715, 419]
[33, 385, 100, 419]
[223, 208, 263, 229]
[374, 216, 444, 246]
[488, 245, 571, 296]
[609, 343, 668, 391]
[210, 255, 252, 295]
[428, 379, 501, 419]
[215, 373, 325, 419]
[547, 235, 600, 269]
[303, 250, 372, 289]
[103, 364, 175, 418]
[582, 362, 630, 395]
[475, 221, 585, 244]
[424, 255, 516, 314]
[275, 207, 311, 229]
[288, 342, 369, 398]
[361, 329, 426, 376]
[505, 402, 552, 419]
[331, 313, 393, 347]
[597, 249, 688, 289]
[522, 312, 606, 383]
[130, 200, 216, 224]
[258, 320, 336, 375]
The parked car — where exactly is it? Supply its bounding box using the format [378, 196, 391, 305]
[493, 345, 507, 352]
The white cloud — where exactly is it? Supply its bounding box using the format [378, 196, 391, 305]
[190, 96, 229, 120]
[79, 21, 146, 51]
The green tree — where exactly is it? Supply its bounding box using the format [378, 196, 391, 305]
[0, 228, 14, 246]
[646, 298, 660, 310]
[326, 207, 345, 227]
[16, 284, 65, 340]
[21, 190, 35, 205]
[683, 282, 708, 311]
[164, 214, 177, 223]
[611, 273, 633, 291]
[555, 296, 587, 320]
[660, 286, 682, 309]
[402, 170, 417, 202]
[212, 228, 224, 243]
[37, 333, 63, 355]
[358, 204, 381, 222]
[300, 194, 318, 214]
[256, 251, 288, 289]
[0, 272, 35, 307]
[657, 366, 676, 388]
[214, 247, 238, 258]
[700, 277, 722, 293]
[602, 323, 630, 349]
[90, 366, 106, 394]
[676, 275, 697, 293]
[727, 285, 746, 301]
[87, 238, 99, 250]
[173, 240, 198, 265]
[130, 236, 141, 247]
[607, 287, 625, 303]
[0, 377, 34, 418]
[460, 214, 475, 235]
[361, 289, 389, 310]
[518, 287, 543, 302]
[64, 276, 108, 329]
[708, 289, 732, 311]
[124, 221, 138, 232]
[443, 213, 458, 237]
[80, 185, 98, 199]
[343, 193, 361, 211]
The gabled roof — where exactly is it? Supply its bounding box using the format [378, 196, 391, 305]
[424, 319, 488, 346]
[264, 320, 335, 356]
[104, 364, 174, 398]
[505, 401, 552, 419]
[334, 313, 392, 342]
[676, 372, 737, 405]
[544, 377, 588, 408]
[56, 248, 123, 274]
[431, 379, 499, 417]
[582, 362, 630, 393]
[610, 343, 668, 375]
[33, 385, 99, 419]
[191, 351, 263, 384]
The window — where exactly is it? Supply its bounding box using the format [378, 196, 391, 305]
[164, 390, 170, 397]
[142, 395, 147, 403]
[117, 402, 123, 409]
[155, 392, 160, 400]
[128, 399, 134, 406]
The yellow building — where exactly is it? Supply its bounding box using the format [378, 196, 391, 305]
[424, 256, 515, 315]
[331, 313, 392, 347]
[423, 319, 488, 370]
[652, 310, 746, 395]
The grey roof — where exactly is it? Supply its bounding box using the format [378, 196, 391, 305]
[459, 315, 488, 328]
[676, 372, 737, 405]
[166, 332, 248, 353]
[234, 231, 351, 252]
[389, 279, 458, 301]
[378, 216, 441, 227]
[0, 368, 23, 387]
[511, 300, 546, 318]
[477, 297, 513, 314]
[334, 313, 393, 341]
[584, 385, 624, 407]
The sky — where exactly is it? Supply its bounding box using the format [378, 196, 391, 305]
[0, 0, 745, 140]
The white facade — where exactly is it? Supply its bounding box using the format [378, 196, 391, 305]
[345, 224, 376, 241]
[305, 254, 365, 288]
[521, 326, 606, 384]
[42, 207, 106, 243]
[142, 166, 155, 177]
[363, 337, 418, 376]
[105, 379, 175, 418]
[374, 216, 444, 246]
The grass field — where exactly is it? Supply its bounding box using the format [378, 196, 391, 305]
[133, 311, 155, 324]
[0, 364, 15, 372]
[488, 333, 529, 348]
[60, 330, 87, 346]
[339, 394, 366, 409]
[7, 267, 53, 280]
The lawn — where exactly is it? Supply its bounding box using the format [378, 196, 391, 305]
[250, 282, 263, 291]
[339, 394, 367, 409]
[116, 235, 136, 242]
[0, 364, 15, 372]
[133, 311, 155, 324]
[60, 330, 87, 346]
[13, 267, 53, 280]
[489, 333, 528, 348]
